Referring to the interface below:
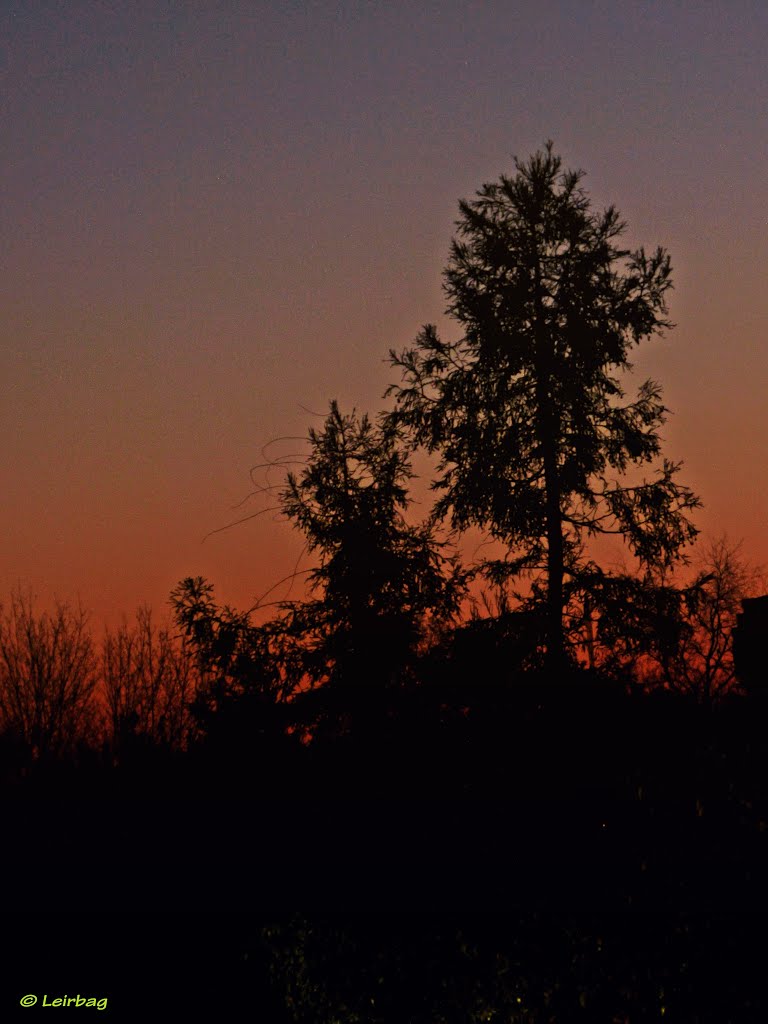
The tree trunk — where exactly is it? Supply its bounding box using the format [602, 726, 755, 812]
[533, 249, 566, 673]
[543, 443, 566, 672]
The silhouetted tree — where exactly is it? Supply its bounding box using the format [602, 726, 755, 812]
[0, 587, 98, 759]
[388, 143, 700, 669]
[657, 536, 764, 701]
[574, 565, 691, 683]
[101, 605, 198, 757]
[170, 576, 297, 753]
[280, 402, 465, 706]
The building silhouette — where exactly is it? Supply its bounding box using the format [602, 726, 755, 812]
[733, 594, 768, 692]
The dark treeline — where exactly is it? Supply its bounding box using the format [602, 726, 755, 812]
[4, 146, 767, 1017]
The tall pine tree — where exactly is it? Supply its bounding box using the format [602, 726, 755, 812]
[388, 143, 700, 669]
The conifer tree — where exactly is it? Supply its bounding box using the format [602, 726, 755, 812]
[388, 143, 700, 668]
[281, 401, 464, 692]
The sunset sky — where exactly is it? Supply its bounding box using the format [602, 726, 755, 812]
[2, 1, 767, 628]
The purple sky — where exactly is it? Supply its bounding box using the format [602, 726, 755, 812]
[2, 1, 767, 626]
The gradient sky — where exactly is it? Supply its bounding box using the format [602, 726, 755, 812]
[2, 1, 767, 628]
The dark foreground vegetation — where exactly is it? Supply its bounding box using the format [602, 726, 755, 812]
[6, 910, 765, 1022]
[3, 675, 768, 1019]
